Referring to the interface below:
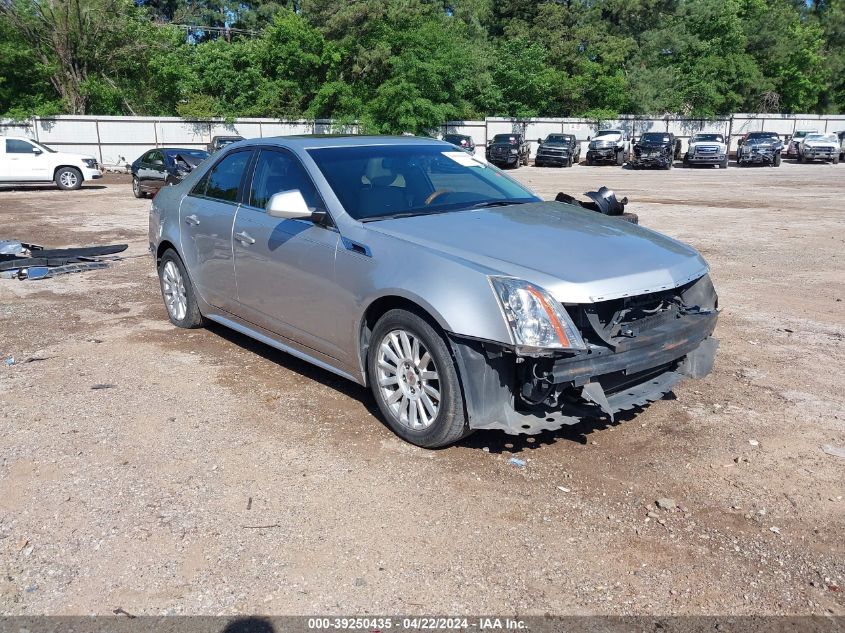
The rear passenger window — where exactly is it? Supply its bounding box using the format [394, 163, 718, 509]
[203, 151, 251, 202]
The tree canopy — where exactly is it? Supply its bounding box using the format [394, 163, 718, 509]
[1, 0, 842, 132]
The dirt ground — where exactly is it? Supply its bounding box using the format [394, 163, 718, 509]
[0, 160, 843, 617]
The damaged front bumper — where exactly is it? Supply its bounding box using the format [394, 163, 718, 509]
[449, 276, 719, 435]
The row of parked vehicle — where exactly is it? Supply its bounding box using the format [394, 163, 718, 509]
[444, 129, 845, 170]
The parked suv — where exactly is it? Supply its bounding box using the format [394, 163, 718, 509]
[683, 133, 728, 168]
[736, 132, 783, 167]
[586, 129, 629, 166]
[0, 136, 101, 190]
[443, 133, 476, 154]
[837, 131, 845, 161]
[631, 132, 676, 170]
[149, 135, 718, 448]
[534, 134, 580, 167]
[486, 133, 530, 168]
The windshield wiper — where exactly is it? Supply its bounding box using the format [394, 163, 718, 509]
[467, 199, 528, 210]
[360, 209, 443, 222]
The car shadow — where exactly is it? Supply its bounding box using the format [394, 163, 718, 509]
[456, 397, 676, 453]
[205, 321, 677, 453]
[204, 321, 382, 419]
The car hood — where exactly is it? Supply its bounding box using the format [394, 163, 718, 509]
[636, 141, 670, 149]
[540, 142, 572, 149]
[56, 151, 97, 162]
[367, 201, 708, 303]
[803, 140, 838, 148]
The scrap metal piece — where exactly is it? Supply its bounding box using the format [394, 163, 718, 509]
[0, 240, 24, 256]
[581, 381, 614, 421]
[21, 262, 109, 280]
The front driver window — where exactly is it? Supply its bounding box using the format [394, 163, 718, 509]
[204, 151, 251, 203]
[248, 149, 325, 212]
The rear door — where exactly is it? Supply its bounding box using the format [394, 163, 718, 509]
[3, 139, 51, 181]
[179, 148, 253, 312]
[231, 147, 344, 360]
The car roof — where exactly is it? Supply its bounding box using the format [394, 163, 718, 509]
[233, 135, 453, 150]
[159, 147, 208, 153]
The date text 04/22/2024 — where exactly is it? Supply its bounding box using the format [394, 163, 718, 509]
[306, 618, 527, 630]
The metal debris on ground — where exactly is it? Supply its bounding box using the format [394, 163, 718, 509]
[508, 457, 527, 468]
[0, 240, 127, 281]
[821, 445, 845, 459]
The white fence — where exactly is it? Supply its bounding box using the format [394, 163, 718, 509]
[2, 113, 845, 165]
[0, 116, 353, 166]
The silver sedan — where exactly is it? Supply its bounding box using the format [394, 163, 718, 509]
[149, 136, 718, 448]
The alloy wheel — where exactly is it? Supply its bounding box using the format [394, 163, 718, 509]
[161, 260, 187, 321]
[376, 329, 441, 430]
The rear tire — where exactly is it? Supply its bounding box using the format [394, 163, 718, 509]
[157, 249, 205, 329]
[368, 309, 471, 448]
[55, 167, 82, 191]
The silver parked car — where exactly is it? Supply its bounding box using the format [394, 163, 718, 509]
[149, 136, 719, 448]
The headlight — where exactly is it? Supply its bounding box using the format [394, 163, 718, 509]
[489, 276, 587, 352]
[82, 158, 97, 168]
[509, 149, 518, 155]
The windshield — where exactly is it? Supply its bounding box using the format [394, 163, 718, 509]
[308, 144, 540, 221]
[595, 130, 621, 138]
[748, 132, 778, 139]
[805, 134, 835, 142]
[492, 135, 520, 144]
[545, 135, 573, 143]
[639, 133, 670, 142]
[165, 149, 209, 159]
[691, 134, 724, 143]
[31, 140, 56, 153]
[444, 135, 469, 145]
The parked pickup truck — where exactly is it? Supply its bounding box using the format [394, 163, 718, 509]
[534, 134, 580, 167]
[736, 132, 783, 167]
[586, 129, 630, 166]
[799, 133, 840, 164]
[0, 136, 101, 190]
[631, 132, 677, 170]
[486, 133, 530, 168]
[683, 133, 728, 168]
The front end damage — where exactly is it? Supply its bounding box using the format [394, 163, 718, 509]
[450, 274, 719, 435]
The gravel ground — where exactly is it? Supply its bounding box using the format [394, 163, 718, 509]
[0, 160, 843, 616]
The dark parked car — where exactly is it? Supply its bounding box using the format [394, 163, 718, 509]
[534, 134, 580, 167]
[443, 133, 476, 154]
[208, 135, 245, 153]
[736, 131, 783, 167]
[631, 132, 677, 170]
[486, 133, 530, 168]
[132, 148, 210, 198]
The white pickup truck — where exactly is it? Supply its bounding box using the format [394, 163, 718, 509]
[0, 136, 102, 190]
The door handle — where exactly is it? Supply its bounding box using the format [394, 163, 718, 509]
[235, 231, 255, 245]
[185, 214, 200, 226]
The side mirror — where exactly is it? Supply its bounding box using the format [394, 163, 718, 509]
[32, 148, 42, 155]
[266, 190, 313, 220]
[537, 138, 543, 144]
[587, 136, 591, 141]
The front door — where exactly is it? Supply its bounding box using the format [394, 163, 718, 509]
[3, 138, 51, 181]
[140, 150, 167, 193]
[178, 148, 252, 312]
[232, 148, 344, 361]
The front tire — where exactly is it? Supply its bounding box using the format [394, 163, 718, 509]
[157, 249, 205, 329]
[368, 309, 470, 448]
[132, 176, 146, 198]
[55, 167, 82, 190]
